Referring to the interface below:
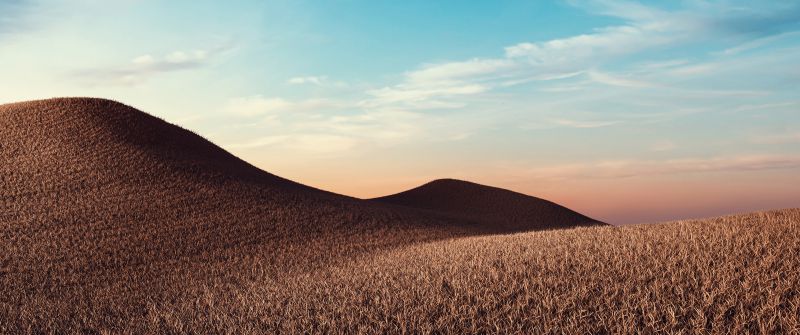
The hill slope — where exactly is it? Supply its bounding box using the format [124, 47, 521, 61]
[373, 178, 602, 230]
[0, 98, 600, 332]
[0, 98, 457, 292]
[152, 209, 800, 334]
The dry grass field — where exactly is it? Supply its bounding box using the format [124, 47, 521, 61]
[0, 98, 796, 333]
[0, 98, 601, 333]
[9, 208, 794, 334]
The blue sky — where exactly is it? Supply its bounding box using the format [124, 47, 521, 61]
[2, 0, 799, 223]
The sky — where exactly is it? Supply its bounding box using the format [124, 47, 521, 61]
[1, 0, 799, 224]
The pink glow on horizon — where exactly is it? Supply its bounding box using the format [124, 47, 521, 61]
[304, 170, 800, 225]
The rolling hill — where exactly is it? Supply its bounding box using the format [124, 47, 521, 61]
[3, 98, 795, 333]
[373, 178, 601, 230]
[0, 98, 599, 332]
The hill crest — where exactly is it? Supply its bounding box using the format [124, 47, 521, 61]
[0, 97, 307, 188]
[373, 178, 603, 230]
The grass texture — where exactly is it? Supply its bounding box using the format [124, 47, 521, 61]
[0, 98, 796, 334]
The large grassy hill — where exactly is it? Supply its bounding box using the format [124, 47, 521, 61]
[0, 98, 601, 333]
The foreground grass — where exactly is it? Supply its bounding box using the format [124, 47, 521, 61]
[134, 209, 800, 334]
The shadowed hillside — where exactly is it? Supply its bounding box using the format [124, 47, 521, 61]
[0, 98, 599, 332]
[373, 178, 603, 230]
[0, 98, 458, 299]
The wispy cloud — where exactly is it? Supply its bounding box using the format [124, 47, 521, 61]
[223, 95, 342, 117]
[665, 63, 719, 77]
[287, 76, 325, 85]
[587, 70, 655, 88]
[506, 155, 800, 181]
[520, 117, 622, 130]
[551, 118, 621, 129]
[226, 135, 290, 149]
[74, 44, 233, 86]
[720, 31, 800, 56]
[287, 75, 348, 88]
[221, 95, 431, 154]
[731, 102, 798, 113]
[363, 0, 799, 112]
[394, 1, 684, 95]
[225, 1, 800, 158]
[365, 83, 486, 108]
[227, 134, 357, 154]
[504, 25, 670, 63]
[406, 59, 515, 84]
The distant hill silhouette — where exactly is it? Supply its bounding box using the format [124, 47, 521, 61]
[0, 98, 603, 331]
[373, 179, 602, 230]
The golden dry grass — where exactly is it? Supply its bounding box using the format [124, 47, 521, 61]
[0, 98, 601, 333]
[139, 209, 800, 334]
[0, 98, 796, 334]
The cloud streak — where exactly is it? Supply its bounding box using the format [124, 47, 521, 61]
[221, 95, 430, 154]
[363, 0, 800, 114]
[223, 95, 342, 117]
[287, 75, 347, 87]
[219, 1, 800, 161]
[74, 44, 233, 86]
[507, 155, 800, 181]
[227, 134, 358, 154]
[551, 118, 621, 129]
